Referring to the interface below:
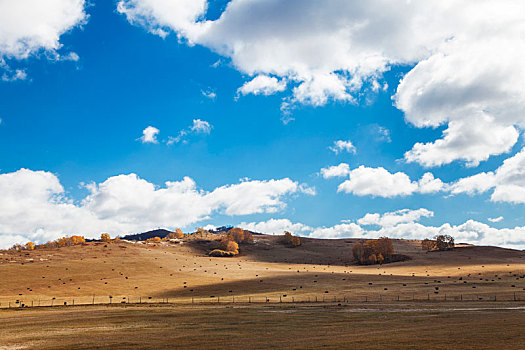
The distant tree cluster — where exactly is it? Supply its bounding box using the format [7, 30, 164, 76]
[208, 227, 254, 257]
[167, 228, 184, 239]
[10, 235, 87, 251]
[352, 237, 394, 265]
[145, 236, 162, 244]
[421, 235, 455, 251]
[227, 227, 254, 244]
[281, 231, 301, 247]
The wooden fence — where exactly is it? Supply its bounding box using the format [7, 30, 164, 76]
[1, 292, 524, 309]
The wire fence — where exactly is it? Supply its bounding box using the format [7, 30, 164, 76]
[1, 292, 524, 309]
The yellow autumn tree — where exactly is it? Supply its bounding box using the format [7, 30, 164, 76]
[25, 242, 35, 250]
[228, 227, 245, 243]
[101, 233, 111, 242]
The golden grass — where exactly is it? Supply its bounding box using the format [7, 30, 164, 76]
[1, 303, 524, 349]
[0, 236, 524, 348]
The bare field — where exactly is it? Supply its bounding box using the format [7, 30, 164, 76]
[1, 236, 525, 348]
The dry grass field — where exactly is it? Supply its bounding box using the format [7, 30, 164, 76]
[1, 235, 525, 348]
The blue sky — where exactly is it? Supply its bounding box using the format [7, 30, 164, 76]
[1, 0, 525, 249]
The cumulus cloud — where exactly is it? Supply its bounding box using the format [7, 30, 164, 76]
[335, 166, 445, 197]
[237, 75, 286, 97]
[0, 169, 309, 248]
[320, 163, 351, 179]
[329, 140, 356, 155]
[139, 126, 159, 143]
[242, 208, 525, 248]
[117, 0, 525, 166]
[0, 0, 87, 77]
[451, 147, 525, 204]
[357, 208, 434, 227]
[239, 218, 312, 236]
[168, 118, 212, 144]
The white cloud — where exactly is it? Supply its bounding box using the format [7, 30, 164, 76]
[417, 173, 446, 194]
[320, 163, 351, 179]
[118, 0, 525, 166]
[451, 147, 525, 204]
[237, 75, 286, 97]
[403, 116, 519, 167]
[190, 118, 211, 134]
[0, 0, 87, 58]
[168, 118, 212, 144]
[488, 216, 503, 223]
[242, 208, 525, 248]
[139, 126, 159, 143]
[201, 89, 216, 99]
[0, 169, 309, 248]
[329, 140, 356, 155]
[0, 0, 87, 79]
[1, 69, 27, 82]
[310, 223, 364, 239]
[240, 218, 312, 236]
[357, 208, 434, 227]
[116, 0, 208, 39]
[332, 166, 446, 197]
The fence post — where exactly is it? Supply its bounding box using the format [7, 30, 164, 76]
[72, 299, 74, 306]
[217, 296, 220, 304]
[249, 296, 251, 303]
[93, 295, 95, 305]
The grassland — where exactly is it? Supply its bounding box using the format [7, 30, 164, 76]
[1, 235, 524, 348]
[1, 303, 525, 349]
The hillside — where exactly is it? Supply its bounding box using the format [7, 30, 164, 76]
[1, 234, 524, 308]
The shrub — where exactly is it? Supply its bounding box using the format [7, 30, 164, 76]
[101, 233, 111, 242]
[219, 239, 239, 254]
[146, 237, 162, 244]
[209, 249, 237, 257]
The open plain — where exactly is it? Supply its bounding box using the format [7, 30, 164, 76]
[1, 235, 525, 348]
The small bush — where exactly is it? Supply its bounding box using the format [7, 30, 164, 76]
[209, 249, 237, 257]
[219, 239, 239, 254]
